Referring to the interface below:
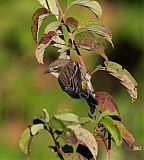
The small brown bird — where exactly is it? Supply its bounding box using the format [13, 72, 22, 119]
[44, 59, 97, 113]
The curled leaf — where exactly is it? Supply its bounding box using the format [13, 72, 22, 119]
[37, 0, 49, 9]
[114, 121, 141, 151]
[68, 125, 98, 160]
[69, 0, 102, 18]
[35, 31, 57, 64]
[99, 61, 138, 102]
[19, 128, 32, 156]
[31, 8, 50, 43]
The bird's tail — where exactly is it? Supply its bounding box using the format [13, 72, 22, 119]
[82, 90, 98, 114]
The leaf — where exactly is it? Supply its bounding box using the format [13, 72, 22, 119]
[61, 128, 78, 145]
[62, 144, 74, 153]
[30, 124, 45, 136]
[66, 17, 78, 30]
[68, 125, 98, 160]
[49, 117, 65, 132]
[55, 113, 79, 123]
[45, 22, 62, 34]
[98, 110, 120, 122]
[95, 92, 121, 120]
[75, 31, 108, 60]
[43, 109, 49, 122]
[101, 61, 138, 101]
[35, 31, 57, 64]
[31, 8, 50, 43]
[69, 0, 102, 18]
[114, 121, 141, 150]
[37, 0, 49, 9]
[47, 0, 59, 19]
[19, 128, 32, 156]
[79, 20, 113, 48]
[100, 117, 122, 146]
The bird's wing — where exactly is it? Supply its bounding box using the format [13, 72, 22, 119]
[58, 61, 82, 98]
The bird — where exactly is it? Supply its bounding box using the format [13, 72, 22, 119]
[44, 59, 98, 113]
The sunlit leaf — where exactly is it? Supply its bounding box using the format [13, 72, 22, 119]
[75, 31, 108, 60]
[79, 20, 113, 48]
[68, 125, 98, 160]
[55, 113, 79, 123]
[98, 61, 138, 101]
[31, 8, 50, 43]
[19, 128, 32, 156]
[37, 0, 48, 9]
[35, 31, 57, 64]
[95, 92, 121, 120]
[47, 0, 59, 19]
[30, 124, 44, 136]
[43, 109, 49, 123]
[69, 0, 102, 18]
[100, 117, 122, 146]
[98, 110, 120, 122]
[114, 121, 141, 150]
[66, 17, 78, 30]
[44, 22, 62, 34]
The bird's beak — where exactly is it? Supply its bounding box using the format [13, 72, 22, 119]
[44, 69, 50, 74]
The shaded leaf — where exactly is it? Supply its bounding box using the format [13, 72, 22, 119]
[100, 117, 122, 146]
[95, 92, 121, 120]
[19, 128, 32, 156]
[79, 20, 113, 48]
[55, 113, 79, 123]
[79, 116, 91, 124]
[77, 144, 93, 160]
[69, 0, 102, 18]
[49, 117, 65, 132]
[114, 121, 141, 150]
[35, 31, 57, 64]
[31, 8, 50, 43]
[37, 0, 49, 9]
[99, 61, 138, 101]
[66, 17, 79, 30]
[75, 31, 108, 60]
[61, 129, 78, 145]
[68, 125, 98, 160]
[62, 144, 74, 153]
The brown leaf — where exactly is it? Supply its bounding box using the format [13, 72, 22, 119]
[66, 17, 79, 30]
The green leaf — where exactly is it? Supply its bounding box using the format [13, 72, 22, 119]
[19, 128, 32, 156]
[31, 8, 50, 43]
[75, 31, 108, 60]
[79, 116, 91, 124]
[79, 20, 113, 48]
[37, 0, 49, 9]
[100, 117, 122, 146]
[49, 117, 65, 132]
[98, 110, 120, 122]
[55, 113, 79, 123]
[69, 0, 102, 18]
[68, 125, 98, 160]
[99, 61, 138, 102]
[47, 0, 59, 19]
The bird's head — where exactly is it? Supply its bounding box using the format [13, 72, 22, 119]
[44, 59, 69, 78]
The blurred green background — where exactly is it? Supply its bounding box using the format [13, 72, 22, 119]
[0, 0, 143, 159]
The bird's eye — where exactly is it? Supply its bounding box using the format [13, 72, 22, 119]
[53, 67, 58, 71]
